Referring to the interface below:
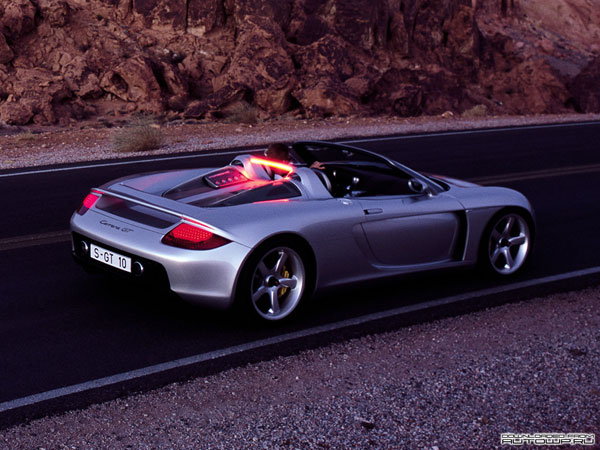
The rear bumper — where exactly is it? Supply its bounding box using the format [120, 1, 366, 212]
[70, 210, 252, 310]
[72, 232, 170, 287]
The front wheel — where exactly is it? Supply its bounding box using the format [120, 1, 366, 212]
[482, 211, 532, 275]
[239, 243, 309, 322]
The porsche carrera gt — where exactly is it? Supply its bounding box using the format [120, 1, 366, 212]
[70, 141, 535, 321]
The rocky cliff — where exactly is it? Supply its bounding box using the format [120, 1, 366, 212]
[0, 0, 599, 126]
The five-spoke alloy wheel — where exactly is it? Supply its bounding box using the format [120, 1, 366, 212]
[246, 245, 307, 321]
[485, 212, 531, 275]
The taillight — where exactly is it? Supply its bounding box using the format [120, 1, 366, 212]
[162, 223, 230, 250]
[77, 190, 101, 215]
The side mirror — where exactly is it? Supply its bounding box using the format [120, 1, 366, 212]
[408, 178, 433, 196]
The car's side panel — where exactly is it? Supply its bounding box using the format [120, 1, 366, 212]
[356, 192, 465, 267]
[449, 185, 535, 264]
[227, 198, 376, 290]
[451, 185, 533, 212]
[361, 212, 461, 265]
[461, 206, 504, 263]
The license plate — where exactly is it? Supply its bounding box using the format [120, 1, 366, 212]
[90, 243, 132, 273]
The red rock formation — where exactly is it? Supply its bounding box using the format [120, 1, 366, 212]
[0, 0, 598, 125]
[569, 56, 600, 112]
[0, 32, 12, 64]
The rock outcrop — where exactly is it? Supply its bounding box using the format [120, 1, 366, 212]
[569, 55, 600, 112]
[0, 0, 598, 125]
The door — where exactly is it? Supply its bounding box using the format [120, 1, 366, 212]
[358, 192, 465, 267]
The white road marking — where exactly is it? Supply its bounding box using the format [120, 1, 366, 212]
[1, 265, 598, 414]
[1, 121, 598, 178]
[0, 149, 256, 178]
[472, 162, 600, 185]
[343, 120, 600, 144]
[0, 230, 71, 252]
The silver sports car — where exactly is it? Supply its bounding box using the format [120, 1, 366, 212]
[71, 141, 535, 321]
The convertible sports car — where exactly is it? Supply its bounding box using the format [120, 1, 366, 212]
[71, 141, 534, 321]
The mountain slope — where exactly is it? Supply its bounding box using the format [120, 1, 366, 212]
[0, 0, 598, 125]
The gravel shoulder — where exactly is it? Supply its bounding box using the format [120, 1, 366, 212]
[1, 113, 599, 170]
[1, 286, 599, 449]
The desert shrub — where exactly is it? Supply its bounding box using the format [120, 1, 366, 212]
[14, 131, 39, 143]
[461, 104, 488, 118]
[223, 101, 259, 124]
[112, 119, 163, 153]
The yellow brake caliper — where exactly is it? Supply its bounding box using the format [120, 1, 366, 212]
[279, 266, 290, 297]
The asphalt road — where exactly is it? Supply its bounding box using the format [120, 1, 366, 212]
[0, 122, 599, 418]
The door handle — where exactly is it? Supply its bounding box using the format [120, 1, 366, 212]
[364, 208, 383, 215]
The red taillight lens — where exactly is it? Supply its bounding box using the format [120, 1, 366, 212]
[77, 191, 101, 215]
[83, 193, 100, 209]
[162, 223, 230, 250]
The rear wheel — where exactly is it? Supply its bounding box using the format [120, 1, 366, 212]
[482, 211, 532, 275]
[239, 242, 309, 322]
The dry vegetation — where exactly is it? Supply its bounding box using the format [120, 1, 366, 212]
[111, 119, 163, 153]
[222, 101, 260, 125]
[13, 131, 40, 144]
[461, 104, 489, 118]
